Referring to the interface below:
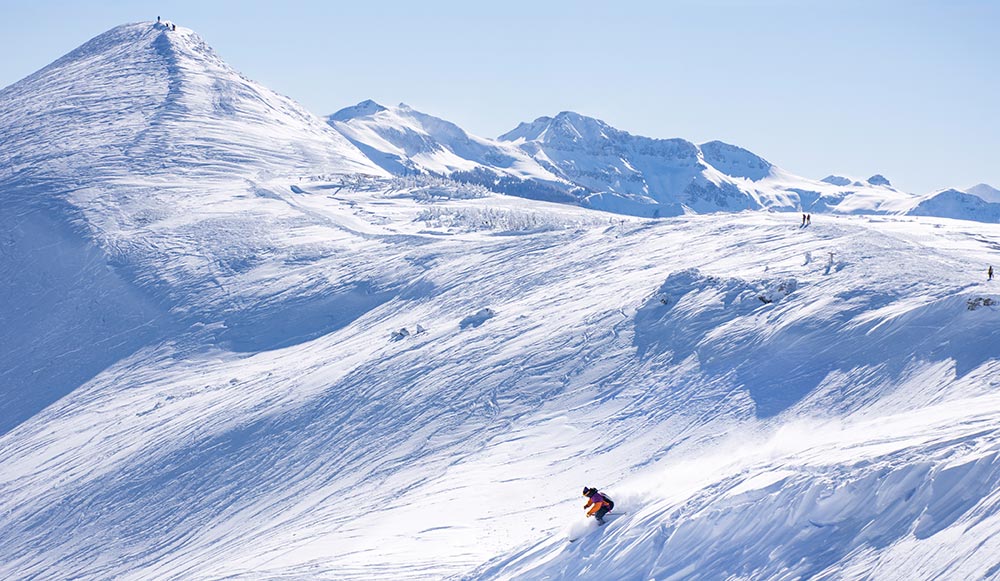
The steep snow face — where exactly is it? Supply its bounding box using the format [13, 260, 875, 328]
[0, 21, 389, 432]
[0, 205, 177, 436]
[327, 101, 574, 201]
[0, 21, 390, 315]
[699, 140, 774, 181]
[1, 23, 170, 185]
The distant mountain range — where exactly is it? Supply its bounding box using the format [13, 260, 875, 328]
[329, 101, 1000, 222]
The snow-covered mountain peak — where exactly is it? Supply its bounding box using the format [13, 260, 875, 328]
[0, 20, 384, 186]
[0, 20, 389, 353]
[906, 187, 1000, 222]
[327, 101, 571, 194]
[820, 175, 853, 186]
[699, 140, 774, 181]
[497, 112, 766, 215]
[44, 21, 162, 64]
[498, 111, 626, 148]
[867, 174, 892, 187]
[497, 115, 552, 143]
[966, 183, 1000, 203]
[548, 111, 616, 141]
[329, 98, 389, 121]
[325, 100, 996, 223]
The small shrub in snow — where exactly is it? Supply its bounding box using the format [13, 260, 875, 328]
[302, 173, 386, 192]
[389, 175, 492, 200]
[966, 297, 996, 311]
[417, 207, 582, 233]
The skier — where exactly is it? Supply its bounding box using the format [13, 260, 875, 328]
[582, 486, 614, 525]
[990, 265, 994, 281]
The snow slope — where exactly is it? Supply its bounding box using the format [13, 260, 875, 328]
[0, 20, 388, 433]
[474, 393, 1000, 580]
[5, 181, 1000, 579]
[3, 21, 1000, 581]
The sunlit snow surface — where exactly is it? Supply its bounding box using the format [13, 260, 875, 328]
[4, 175, 1000, 579]
[3, 21, 1000, 581]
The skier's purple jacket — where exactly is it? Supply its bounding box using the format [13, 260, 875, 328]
[584, 491, 611, 516]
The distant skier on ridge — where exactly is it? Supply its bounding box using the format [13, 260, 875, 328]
[582, 486, 614, 525]
[989, 265, 994, 281]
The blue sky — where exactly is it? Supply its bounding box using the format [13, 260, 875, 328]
[2, 0, 997, 194]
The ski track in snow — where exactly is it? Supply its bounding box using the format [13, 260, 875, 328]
[3, 21, 1000, 581]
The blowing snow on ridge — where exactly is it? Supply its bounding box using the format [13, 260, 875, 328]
[2, 19, 1000, 581]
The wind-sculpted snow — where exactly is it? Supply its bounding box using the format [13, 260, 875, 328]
[4, 186, 1000, 579]
[0, 199, 178, 436]
[3, 20, 1000, 581]
[472, 396, 1000, 580]
[632, 222, 1000, 418]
